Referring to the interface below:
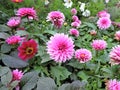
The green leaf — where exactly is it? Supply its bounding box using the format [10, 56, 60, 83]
[0, 86, 8, 90]
[1, 54, 28, 68]
[77, 71, 89, 80]
[0, 33, 10, 39]
[83, 22, 97, 30]
[58, 84, 70, 90]
[10, 80, 20, 90]
[15, 30, 29, 36]
[1, 43, 12, 53]
[20, 71, 39, 90]
[0, 25, 11, 32]
[36, 77, 57, 90]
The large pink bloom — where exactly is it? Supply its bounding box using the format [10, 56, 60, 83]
[7, 17, 21, 28]
[47, 33, 74, 63]
[97, 10, 110, 18]
[106, 79, 120, 90]
[109, 45, 120, 65]
[75, 48, 92, 63]
[12, 69, 23, 81]
[91, 40, 107, 50]
[46, 11, 65, 28]
[69, 28, 79, 37]
[97, 17, 111, 30]
[16, 7, 37, 20]
[6, 35, 22, 45]
[114, 31, 120, 41]
[18, 39, 38, 60]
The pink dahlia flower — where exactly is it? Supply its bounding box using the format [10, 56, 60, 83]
[75, 48, 92, 63]
[91, 40, 107, 50]
[71, 8, 77, 15]
[16, 7, 37, 20]
[11, 0, 23, 3]
[47, 33, 74, 63]
[46, 11, 65, 28]
[18, 39, 38, 60]
[12, 69, 23, 81]
[6, 35, 22, 45]
[97, 10, 110, 18]
[106, 79, 120, 90]
[7, 17, 21, 28]
[109, 45, 120, 65]
[72, 15, 79, 22]
[69, 28, 79, 37]
[115, 31, 120, 41]
[71, 21, 81, 28]
[97, 17, 111, 30]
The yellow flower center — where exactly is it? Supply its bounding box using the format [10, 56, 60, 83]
[15, 0, 19, 2]
[26, 47, 33, 55]
[80, 53, 85, 58]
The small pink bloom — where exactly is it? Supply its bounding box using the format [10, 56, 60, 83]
[75, 48, 92, 63]
[72, 15, 79, 21]
[7, 17, 21, 28]
[106, 79, 120, 90]
[97, 17, 111, 30]
[71, 8, 77, 15]
[6, 35, 22, 45]
[47, 33, 74, 63]
[69, 28, 79, 37]
[109, 45, 120, 65]
[16, 7, 37, 20]
[115, 31, 120, 41]
[11, 0, 23, 3]
[47, 11, 65, 29]
[91, 40, 107, 50]
[12, 69, 23, 81]
[71, 21, 80, 28]
[97, 10, 110, 18]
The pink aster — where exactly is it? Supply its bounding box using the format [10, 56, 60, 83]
[47, 33, 74, 63]
[7, 17, 21, 28]
[6, 35, 22, 45]
[71, 21, 81, 28]
[46, 11, 65, 29]
[106, 79, 120, 90]
[72, 15, 79, 22]
[109, 45, 120, 65]
[11, 0, 23, 3]
[16, 7, 37, 20]
[97, 10, 110, 18]
[91, 40, 107, 50]
[18, 39, 38, 60]
[75, 48, 92, 63]
[71, 8, 77, 15]
[12, 69, 23, 81]
[69, 28, 79, 37]
[97, 17, 111, 30]
[114, 31, 120, 41]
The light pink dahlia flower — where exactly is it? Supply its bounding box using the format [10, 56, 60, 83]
[71, 8, 77, 15]
[69, 28, 79, 37]
[16, 7, 37, 20]
[109, 45, 120, 65]
[46, 11, 65, 29]
[75, 48, 92, 63]
[47, 33, 74, 63]
[91, 40, 107, 50]
[97, 17, 111, 30]
[12, 69, 23, 81]
[114, 31, 120, 41]
[7, 17, 21, 28]
[97, 10, 110, 18]
[106, 79, 120, 90]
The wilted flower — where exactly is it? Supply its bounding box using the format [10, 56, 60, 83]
[12, 69, 23, 81]
[109, 45, 120, 65]
[11, 0, 23, 3]
[97, 17, 111, 30]
[97, 10, 110, 18]
[114, 31, 120, 41]
[72, 15, 79, 22]
[71, 8, 77, 15]
[18, 39, 38, 60]
[75, 48, 92, 63]
[80, 3, 85, 12]
[90, 30, 97, 36]
[82, 9, 91, 17]
[91, 40, 107, 50]
[106, 79, 120, 90]
[7, 17, 21, 28]
[47, 33, 74, 63]
[45, 0, 49, 5]
[69, 28, 79, 37]
[46, 11, 65, 28]
[6, 35, 22, 45]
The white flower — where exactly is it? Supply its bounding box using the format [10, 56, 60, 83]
[64, 0, 73, 8]
[105, 0, 109, 3]
[45, 0, 49, 5]
[80, 3, 85, 12]
[82, 9, 91, 17]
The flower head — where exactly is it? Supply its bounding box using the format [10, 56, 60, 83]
[75, 48, 92, 63]
[82, 9, 91, 17]
[47, 33, 74, 63]
[16, 7, 37, 20]
[80, 3, 85, 12]
[64, 0, 73, 8]
[11, 0, 23, 3]
[69, 28, 79, 37]
[109, 45, 120, 65]
[91, 40, 107, 50]
[18, 39, 38, 60]
[71, 21, 81, 28]
[71, 8, 77, 15]
[106, 79, 120, 90]
[114, 31, 120, 41]
[72, 15, 79, 22]
[7, 17, 21, 28]
[47, 11, 65, 28]
[97, 17, 111, 30]
[12, 69, 23, 81]
[97, 10, 110, 18]
[6, 35, 22, 45]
